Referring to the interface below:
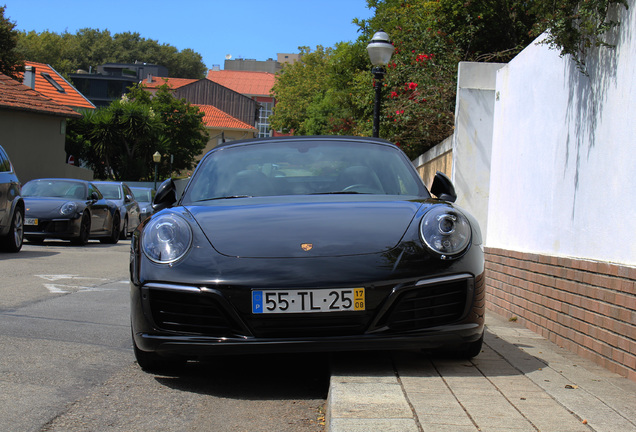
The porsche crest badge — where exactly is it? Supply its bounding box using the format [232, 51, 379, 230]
[301, 243, 313, 251]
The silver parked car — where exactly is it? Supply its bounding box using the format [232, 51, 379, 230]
[130, 186, 155, 223]
[93, 181, 141, 239]
[0, 145, 24, 252]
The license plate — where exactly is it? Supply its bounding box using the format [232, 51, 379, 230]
[252, 288, 365, 314]
[25, 218, 38, 226]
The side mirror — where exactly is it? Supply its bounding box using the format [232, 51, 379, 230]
[430, 171, 457, 203]
[90, 191, 100, 201]
[124, 194, 134, 203]
[152, 178, 177, 212]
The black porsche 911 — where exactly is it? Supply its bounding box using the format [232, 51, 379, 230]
[23, 178, 121, 245]
[130, 136, 485, 370]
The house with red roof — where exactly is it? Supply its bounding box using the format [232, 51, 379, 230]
[21, 62, 95, 112]
[142, 76, 258, 157]
[0, 72, 92, 183]
[206, 70, 278, 137]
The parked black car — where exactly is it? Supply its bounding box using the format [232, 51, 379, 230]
[0, 145, 24, 252]
[93, 181, 141, 239]
[23, 178, 120, 245]
[130, 136, 485, 371]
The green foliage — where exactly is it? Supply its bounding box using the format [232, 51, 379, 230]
[529, 0, 628, 68]
[16, 28, 207, 79]
[270, 42, 375, 137]
[0, 6, 24, 80]
[269, 46, 333, 135]
[270, 0, 627, 159]
[66, 84, 208, 181]
[351, 0, 540, 157]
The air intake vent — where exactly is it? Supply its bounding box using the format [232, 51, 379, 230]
[148, 289, 243, 336]
[379, 278, 470, 332]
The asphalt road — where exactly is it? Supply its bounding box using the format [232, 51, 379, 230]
[0, 240, 327, 432]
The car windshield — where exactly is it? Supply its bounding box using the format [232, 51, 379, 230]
[183, 140, 428, 203]
[131, 188, 153, 202]
[96, 184, 122, 200]
[22, 179, 86, 199]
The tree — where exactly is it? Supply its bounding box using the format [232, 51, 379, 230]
[66, 84, 208, 181]
[269, 46, 332, 135]
[0, 6, 24, 80]
[139, 84, 209, 177]
[270, 1, 539, 157]
[270, 41, 375, 137]
[529, 0, 629, 68]
[271, 0, 627, 159]
[350, 0, 541, 157]
[16, 28, 207, 79]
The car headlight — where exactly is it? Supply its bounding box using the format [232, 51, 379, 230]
[419, 206, 471, 258]
[142, 214, 193, 264]
[60, 201, 78, 216]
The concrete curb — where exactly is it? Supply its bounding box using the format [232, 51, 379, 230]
[326, 314, 636, 432]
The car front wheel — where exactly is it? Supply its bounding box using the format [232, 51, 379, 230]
[101, 212, 120, 244]
[119, 216, 128, 240]
[71, 213, 91, 246]
[1, 207, 24, 252]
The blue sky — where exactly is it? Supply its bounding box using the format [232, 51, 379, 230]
[4, 0, 375, 69]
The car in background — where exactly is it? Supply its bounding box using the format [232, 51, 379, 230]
[93, 181, 141, 239]
[130, 136, 485, 371]
[129, 186, 155, 223]
[22, 178, 120, 245]
[0, 145, 24, 252]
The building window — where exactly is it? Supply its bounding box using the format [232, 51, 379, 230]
[257, 101, 273, 137]
[41, 72, 66, 93]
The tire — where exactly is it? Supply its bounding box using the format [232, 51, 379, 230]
[1, 206, 24, 252]
[119, 216, 128, 240]
[100, 212, 120, 244]
[132, 334, 184, 373]
[71, 213, 91, 246]
[455, 332, 484, 359]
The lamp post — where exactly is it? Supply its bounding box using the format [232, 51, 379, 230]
[153, 151, 161, 190]
[366, 30, 394, 138]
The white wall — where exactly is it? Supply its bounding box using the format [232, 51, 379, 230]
[453, 62, 505, 242]
[486, 3, 636, 266]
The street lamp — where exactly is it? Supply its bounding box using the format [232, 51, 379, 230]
[153, 151, 161, 190]
[366, 30, 394, 138]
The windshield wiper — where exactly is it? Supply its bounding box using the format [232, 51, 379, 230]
[196, 195, 253, 202]
[311, 191, 365, 195]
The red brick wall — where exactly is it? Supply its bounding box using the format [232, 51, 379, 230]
[485, 247, 636, 381]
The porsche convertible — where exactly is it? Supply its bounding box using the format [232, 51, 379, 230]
[22, 178, 121, 245]
[130, 136, 485, 370]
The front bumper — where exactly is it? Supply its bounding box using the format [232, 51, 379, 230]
[24, 217, 81, 239]
[131, 272, 485, 358]
[136, 323, 483, 357]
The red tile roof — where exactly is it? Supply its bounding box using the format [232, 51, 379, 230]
[141, 76, 198, 89]
[0, 72, 82, 118]
[21, 62, 95, 110]
[194, 104, 256, 131]
[206, 70, 276, 97]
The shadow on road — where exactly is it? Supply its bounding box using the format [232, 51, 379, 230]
[0, 248, 60, 259]
[152, 352, 331, 400]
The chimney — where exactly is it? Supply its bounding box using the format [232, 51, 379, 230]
[147, 74, 153, 83]
[24, 65, 36, 89]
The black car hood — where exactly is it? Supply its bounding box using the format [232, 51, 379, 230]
[24, 197, 79, 217]
[186, 198, 424, 258]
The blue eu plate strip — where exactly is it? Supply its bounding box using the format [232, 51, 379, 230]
[252, 291, 263, 314]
